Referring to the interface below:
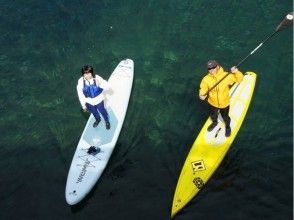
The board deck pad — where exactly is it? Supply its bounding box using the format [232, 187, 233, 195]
[82, 108, 118, 146]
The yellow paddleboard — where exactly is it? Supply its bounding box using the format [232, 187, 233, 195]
[171, 72, 256, 218]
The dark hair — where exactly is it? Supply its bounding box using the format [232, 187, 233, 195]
[81, 65, 94, 77]
[207, 60, 218, 69]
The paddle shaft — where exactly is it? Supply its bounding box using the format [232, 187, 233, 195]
[204, 30, 278, 96]
[235, 30, 278, 68]
[203, 12, 293, 96]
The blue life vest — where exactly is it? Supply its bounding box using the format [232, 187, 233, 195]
[83, 79, 103, 98]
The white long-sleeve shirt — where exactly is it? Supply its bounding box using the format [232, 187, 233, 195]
[76, 74, 109, 109]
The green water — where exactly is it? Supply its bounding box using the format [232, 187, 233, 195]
[0, 1, 292, 219]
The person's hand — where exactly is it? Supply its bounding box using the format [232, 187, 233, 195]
[231, 66, 238, 73]
[82, 107, 88, 113]
[199, 95, 207, 100]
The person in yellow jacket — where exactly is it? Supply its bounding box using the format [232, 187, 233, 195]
[199, 60, 244, 137]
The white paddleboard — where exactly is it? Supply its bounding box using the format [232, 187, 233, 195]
[65, 59, 134, 205]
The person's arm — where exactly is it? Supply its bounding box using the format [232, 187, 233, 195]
[230, 66, 244, 83]
[76, 78, 87, 110]
[95, 74, 110, 90]
[199, 78, 208, 100]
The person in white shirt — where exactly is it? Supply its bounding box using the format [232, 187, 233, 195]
[77, 65, 110, 129]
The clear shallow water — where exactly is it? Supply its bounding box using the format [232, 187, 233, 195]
[0, 1, 292, 220]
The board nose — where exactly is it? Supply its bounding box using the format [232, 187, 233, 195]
[65, 189, 80, 205]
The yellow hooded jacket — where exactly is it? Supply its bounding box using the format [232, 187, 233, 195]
[199, 66, 244, 108]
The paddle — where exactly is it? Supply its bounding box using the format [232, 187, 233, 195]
[204, 12, 293, 96]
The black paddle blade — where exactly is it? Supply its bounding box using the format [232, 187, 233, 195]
[276, 12, 293, 32]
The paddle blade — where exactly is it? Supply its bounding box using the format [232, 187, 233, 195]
[276, 12, 293, 31]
